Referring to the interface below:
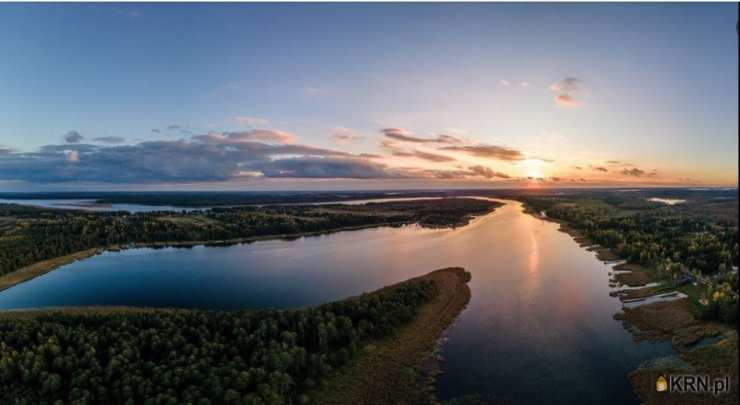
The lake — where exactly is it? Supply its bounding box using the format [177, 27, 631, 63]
[0, 201, 671, 404]
[0, 198, 202, 213]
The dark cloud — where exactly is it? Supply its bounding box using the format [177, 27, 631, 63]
[550, 77, 583, 93]
[593, 166, 608, 172]
[92, 136, 126, 144]
[64, 131, 84, 143]
[0, 134, 366, 183]
[606, 160, 620, 164]
[439, 144, 524, 161]
[621, 168, 656, 177]
[358, 153, 382, 159]
[381, 128, 463, 144]
[392, 149, 455, 162]
[402, 165, 510, 180]
[255, 157, 392, 179]
[467, 165, 510, 179]
[572, 166, 583, 170]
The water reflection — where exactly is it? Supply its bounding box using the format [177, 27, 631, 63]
[0, 201, 671, 404]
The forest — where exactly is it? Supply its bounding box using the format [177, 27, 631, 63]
[0, 198, 500, 278]
[0, 279, 437, 404]
[520, 194, 738, 323]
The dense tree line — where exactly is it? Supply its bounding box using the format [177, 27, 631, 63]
[0, 279, 436, 404]
[0, 199, 498, 277]
[522, 196, 738, 323]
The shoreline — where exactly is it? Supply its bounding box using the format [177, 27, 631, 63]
[310, 267, 472, 405]
[0, 221, 410, 293]
[521, 202, 738, 404]
[0, 267, 473, 405]
[0, 204, 495, 294]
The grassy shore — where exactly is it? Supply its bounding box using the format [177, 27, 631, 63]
[310, 267, 472, 405]
[0, 248, 102, 292]
[522, 202, 738, 404]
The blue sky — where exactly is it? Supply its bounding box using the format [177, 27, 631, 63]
[0, 3, 737, 190]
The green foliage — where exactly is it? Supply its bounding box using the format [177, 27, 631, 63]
[522, 195, 738, 324]
[0, 280, 436, 404]
[0, 199, 497, 278]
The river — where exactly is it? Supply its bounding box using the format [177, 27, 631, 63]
[0, 200, 671, 404]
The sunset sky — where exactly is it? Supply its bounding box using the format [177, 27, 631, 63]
[0, 3, 737, 190]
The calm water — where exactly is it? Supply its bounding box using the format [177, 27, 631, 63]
[0, 201, 671, 404]
[0, 198, 201, 213]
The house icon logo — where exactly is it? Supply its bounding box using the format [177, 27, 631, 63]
[656, 376, 668, 392]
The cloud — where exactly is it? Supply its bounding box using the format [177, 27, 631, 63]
[554, 94, 580, 108]
[550, 77, 584, 107]
[498, 79, 511, 87]
[403, 150, 456, 162]
[381, 128, 463, 144]
[304, 87, 327, 96]
[234, 116, 270, 127]
[358, 153, 382, 159]
[92, 136, 126, 144]
[0, 131, 391, 183]
[467, 165, 510, 179]
[572, 166, 583, 170]
[381, 139, 455, 162]
[155, 124, 195, 135]
[255, 157, 392, 179]
[439, 144, 525, 161]
[520, 82, 530, 87]
[194, 129, 297, 145]
[332, 128, 365, 142]
[621, 167, 657, 177]
[64, 131, 84, 143]
[593, 166, 608, 172]
[549, 77, 583, 93]
[403, 165, 510, 180]
[606, 160, 620, 164]
[66, 150, 79, 163]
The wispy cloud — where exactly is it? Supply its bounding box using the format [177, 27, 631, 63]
[381, 128, 463, 144]
[332, 127, 365, 143]
[549, 77, 583, 93]
[550, 77, 584, 108]
[304, 87, 327, 96]
[554, 94, 580, 108]
[92, 136, 126, 144]
[193, 129, 297, 145]
[234, 116, 270, 127]
[439, 144, 525, 161]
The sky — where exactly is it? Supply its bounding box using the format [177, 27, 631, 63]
[0, 3, 737, 191]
